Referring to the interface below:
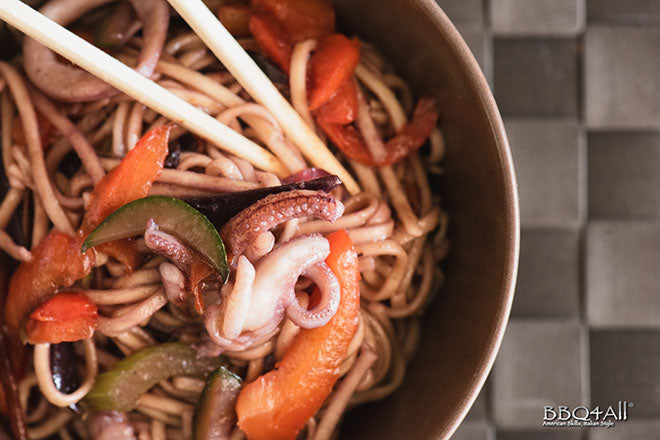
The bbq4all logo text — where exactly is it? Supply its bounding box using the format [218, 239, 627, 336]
[543, 401, 633, 429]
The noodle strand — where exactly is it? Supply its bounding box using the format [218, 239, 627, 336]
[0, 62, 74, 234]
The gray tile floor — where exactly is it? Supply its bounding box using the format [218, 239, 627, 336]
[437, 0, 660, 438]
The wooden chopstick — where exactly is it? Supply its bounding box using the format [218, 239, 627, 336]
[0, 0, 288, 177]
[167, 0, 361, 195]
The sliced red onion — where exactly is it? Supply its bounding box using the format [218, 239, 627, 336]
[285, 262, 340, 329]
[281, 168, 331, 184]
[185, 176, 342, 228]
[220, 190, 344, 267]
[23, 0, 114, 102]
[23, 0, 169, 102]
[144, 219, 193, 272]
[87, 411, 136, 440]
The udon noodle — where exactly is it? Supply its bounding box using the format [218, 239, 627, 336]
[0, 0, 449, 438]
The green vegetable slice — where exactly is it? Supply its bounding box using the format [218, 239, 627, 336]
[193, 367, 242, 440]
[82, 196, 228, 281]
[85, 342, 224, 412]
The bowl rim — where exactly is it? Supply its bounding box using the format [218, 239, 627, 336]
[416, 1, 520, 437]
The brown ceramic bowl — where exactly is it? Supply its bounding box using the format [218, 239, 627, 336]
[332, 1, 520, 438]
[0, 1, 517, 437]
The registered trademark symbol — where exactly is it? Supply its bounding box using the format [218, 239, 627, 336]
[629, 402, 634, 408]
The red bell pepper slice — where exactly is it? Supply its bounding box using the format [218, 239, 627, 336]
[96, 239, 141, 273]
[308, 34, 360, 111]
[249, 12, 294, 74]
[25, 292, 98, 344]
[385, 97, 440, 163]
[316, 120, 372, 163]
[318, 96, 439, 166]
[314, 78, 358, 125]
[236, 229, 360, 440]
[252, 0, 335, 43]
[5, 231, 93, 342]
[190, 256, 214, 315]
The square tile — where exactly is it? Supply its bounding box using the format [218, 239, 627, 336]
[452, 420, 494, 440]
[588, 420, 660, 439]
[492, 320, 585, 429]
[513, 229, 580, 317]
[506, 119, 582, 227]
[588, 132, 660, 219]
[491, 0, 586, 36]
[498, 430, 583, 440]
[590, 330, 660, 417]
[494, 39, 578, 117]
[587, 222, 660, 327]
[436, 0, 484, 28]
[585, 27, 660, 129]
[587, 0, 660, 25]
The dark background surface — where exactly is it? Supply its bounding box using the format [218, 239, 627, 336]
[438, 0, 660, 439]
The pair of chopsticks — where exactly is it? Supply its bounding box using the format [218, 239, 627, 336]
[0, 0, 360, 194]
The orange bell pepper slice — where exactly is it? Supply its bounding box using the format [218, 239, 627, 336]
[81, 124, 171, 270]
[249, 0, 336, 73]
[249, 12, 294, 74]
[25, 292, 97, 344]
[308, 34, 360, 111]
[82, 124, 172, 233]
[318, 96, 439, 166]
[252, 0, 335, 43]
[236, 229, 360, 440]
[314, 78, 358, 125]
